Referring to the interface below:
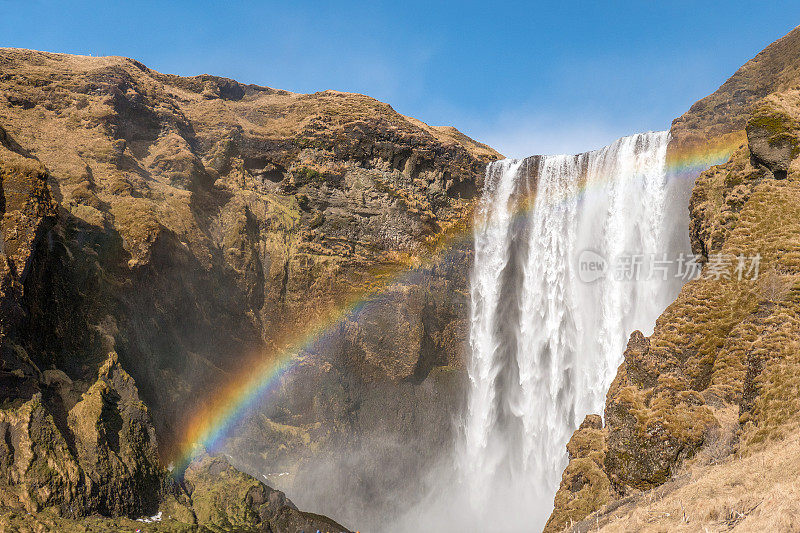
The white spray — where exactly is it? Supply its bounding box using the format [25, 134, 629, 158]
[458, 131, 676, 530]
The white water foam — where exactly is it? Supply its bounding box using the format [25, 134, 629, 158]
[457, 131, 678, 530]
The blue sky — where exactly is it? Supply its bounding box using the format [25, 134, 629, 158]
[2, 1, 799, 157]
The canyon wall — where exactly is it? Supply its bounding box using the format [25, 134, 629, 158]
[4, 23, 800, 532]
[0, 48, 498, 530]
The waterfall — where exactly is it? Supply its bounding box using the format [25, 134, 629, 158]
[460, 131, 678, 530]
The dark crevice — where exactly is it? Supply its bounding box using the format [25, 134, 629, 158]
[279, 257, 290, 303]
[408, 299, 444, 384]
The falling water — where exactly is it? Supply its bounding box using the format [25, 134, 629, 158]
[460, 131, 679, 530]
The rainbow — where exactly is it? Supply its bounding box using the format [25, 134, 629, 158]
[172, 205, 477, 470]
[172, 134, 742, 471]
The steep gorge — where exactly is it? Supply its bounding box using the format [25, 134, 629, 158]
[3, 23, 800, 533]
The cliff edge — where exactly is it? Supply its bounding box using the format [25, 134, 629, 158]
[547, 25, 800, 533]
[0, 49, 498, 531]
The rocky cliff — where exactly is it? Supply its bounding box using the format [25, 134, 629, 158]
[8, 24, 800, 532]
[546, 25, 800, 532]
[0, 48, 498, 530]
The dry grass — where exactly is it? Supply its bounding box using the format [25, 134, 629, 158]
[574, 132, 800, 533]
[669, 25, 800, 155]
[580, 427, 800, 532]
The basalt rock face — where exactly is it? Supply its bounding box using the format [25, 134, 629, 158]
[0, 48, 497, 528]
[0, 48, 497, 450]
[67, 352, 162, 516]
[544, 415, 609, 533]
[548, 25, 800, 532]
[171, 452, 349, 533]
[220, 249, 473, 529]
[0, 352, 161, 517]
[0, 346, 336, 531]
[0, 123, 58, 401]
